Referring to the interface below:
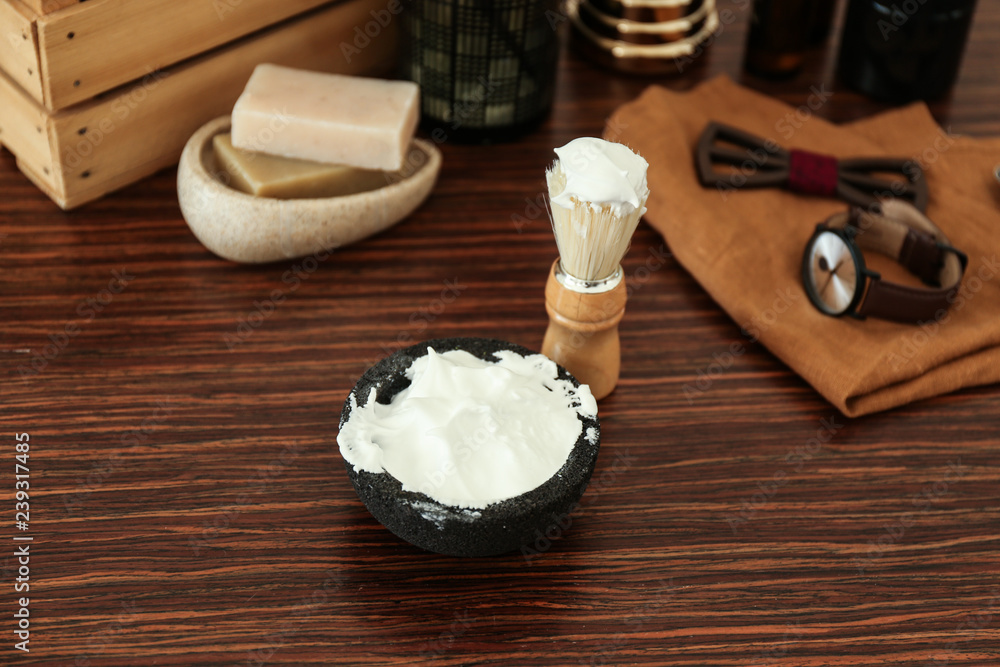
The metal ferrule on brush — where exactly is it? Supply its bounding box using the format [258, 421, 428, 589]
[554, 260, 623, 294]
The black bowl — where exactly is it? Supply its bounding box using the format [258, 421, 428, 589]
[338, 337, 601, 557]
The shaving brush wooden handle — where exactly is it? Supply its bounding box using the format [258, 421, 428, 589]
[542, 260, 627, 401]
[541, 137, 649, 400]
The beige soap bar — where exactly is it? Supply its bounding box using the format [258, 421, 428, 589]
[231, 64, 419, 171]
[212, 133, 388, 199]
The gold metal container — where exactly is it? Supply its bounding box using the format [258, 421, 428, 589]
[570, 0, 719, 74]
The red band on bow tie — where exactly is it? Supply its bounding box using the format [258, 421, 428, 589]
[788, 149, 839, 197]
[695, 122, 929, 210]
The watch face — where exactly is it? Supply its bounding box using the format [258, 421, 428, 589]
[803, 229, 862, 316]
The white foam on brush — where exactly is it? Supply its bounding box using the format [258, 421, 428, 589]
[338, 348, 597, 509]
[546, 138, 649, 281]
[548, 137, 649, 217]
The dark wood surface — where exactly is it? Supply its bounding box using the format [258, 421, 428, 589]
[2, 2, 1000, 665]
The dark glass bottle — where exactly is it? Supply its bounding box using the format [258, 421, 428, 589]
[838, 0, 979, 102]
[744, 0, 839, 79]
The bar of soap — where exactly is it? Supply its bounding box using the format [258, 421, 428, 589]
[212, 133, 389, 199]
[231, 64, 419, 171]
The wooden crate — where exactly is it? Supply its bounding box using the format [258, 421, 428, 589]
[0, 0, 398, 209]
[1, 0, 353, 110]
[18, 0, 76, 15]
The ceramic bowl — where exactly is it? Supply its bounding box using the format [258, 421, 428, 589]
[177, 116, 441, 263]
[338, 337, 601, 558]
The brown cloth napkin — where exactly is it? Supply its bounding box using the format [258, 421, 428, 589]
[607, 75, 1000, 417]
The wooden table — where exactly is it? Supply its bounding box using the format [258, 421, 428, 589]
[2, 3, 999, 665]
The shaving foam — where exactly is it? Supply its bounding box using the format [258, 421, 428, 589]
[338, 347, 597, 509]
[548, 137, 649, 217]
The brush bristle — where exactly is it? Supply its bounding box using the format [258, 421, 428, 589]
[545, 162, 646, 282]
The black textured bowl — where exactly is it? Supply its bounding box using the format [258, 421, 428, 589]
[338, 337, 601, 557]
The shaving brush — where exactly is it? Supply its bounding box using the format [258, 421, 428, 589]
[542, 138, 649, 400]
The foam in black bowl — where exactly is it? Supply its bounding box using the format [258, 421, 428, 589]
[338, 337, 601, 557]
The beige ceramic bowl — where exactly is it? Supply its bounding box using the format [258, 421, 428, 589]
[177, 116, 442, 264]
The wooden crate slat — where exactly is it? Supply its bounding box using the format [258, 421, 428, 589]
[15, 154, 65, 204]
[34, 0, 350, 110]
[0, 0, 44, 101]
[17, 0, 396, 209]
[18, 0, 76, 16]
[0, 68, 57, 195]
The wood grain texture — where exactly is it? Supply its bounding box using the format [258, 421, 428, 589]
[1, 1, 999, 665]
[34, 0, 344, 110]
[17, 0, 75, 17]
[0, 67, 54, 187]
[0, 0, 45, 103]
[1, 0, 398, 210]
[543, 261, 628, 400]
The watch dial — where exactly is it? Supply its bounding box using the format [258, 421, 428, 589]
[807, 231, 858, 315]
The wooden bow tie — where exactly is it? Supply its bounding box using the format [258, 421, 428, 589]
[695, 122, 929, 211]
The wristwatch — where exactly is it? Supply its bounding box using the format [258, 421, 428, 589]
[802, 200, 967, 322]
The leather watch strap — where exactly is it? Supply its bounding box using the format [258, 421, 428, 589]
[857, 275, 957, 322]
[899, 227, 946, 286]
[849, 201, 966, 322]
